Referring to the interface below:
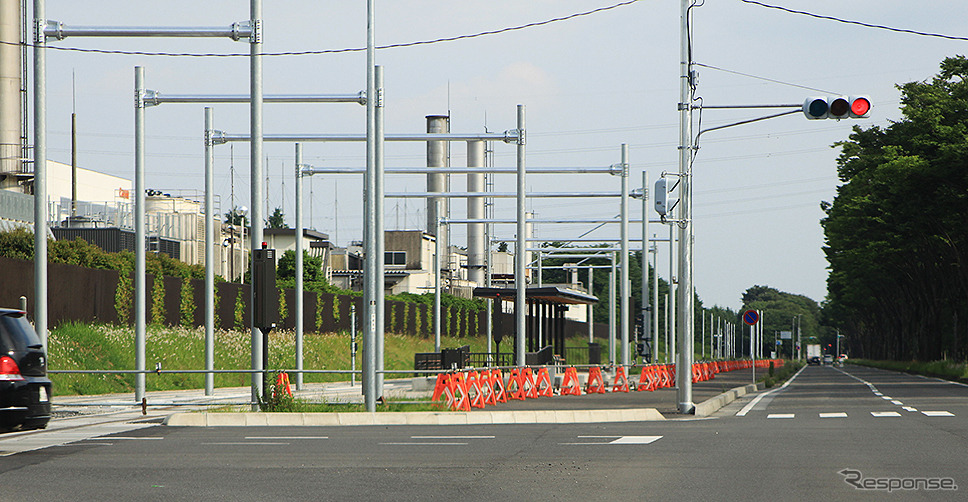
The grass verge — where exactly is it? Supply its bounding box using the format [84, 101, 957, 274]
[46, 322, 492, 396]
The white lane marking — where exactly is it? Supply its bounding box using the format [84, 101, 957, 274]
[880, 396, 893, 400]
[873, 392, 883, 396]
[871, 411, 901, 417]
[891, 400, 904, 405]
[902, 406, 918, 412]
[922, 411, 955, 417]
[245, 436, 328, 440]
[75, 442, 113, 446]
[202, 442, 290, 445]
[410, 436, 494, 439]
[819, 412, 848, 418]
[561, 435, 663, 445]
[609, 436, 663, 444]
[767, 414, 795, 419]
[89, 437, 163, 440]
[736, 365, 808, 416]
[381, 442, 467, 446]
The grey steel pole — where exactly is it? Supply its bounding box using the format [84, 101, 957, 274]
[363, 0, 376, 412]
[676, 0, 695, 413]
[620, 144, 629, 367]
[294, 143, 304, 390]
[664, 293, 669, 363]
[536, 252, 542, 347]
[32, 0, 47, 351]
[652, 243, 658, 363]
[249, 0, 264, 408]
[375, 65, 385, 399]
[588, 267, 594, 343]
[669, 223, 675, 363]
[134, 67, 146, 402]
[467, 140, 486, 285]
[641, 171, 650, 362]
[514, 104, 526, 367]
[608, 254, 616, 366]
[434, 218, 441, 352]
[204, 107, 215, 396]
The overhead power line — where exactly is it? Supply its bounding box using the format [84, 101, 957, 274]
[740, 0, 968, 41]
[5, 1, 641, 57]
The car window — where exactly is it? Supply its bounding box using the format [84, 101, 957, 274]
[0, 313, 43, 353]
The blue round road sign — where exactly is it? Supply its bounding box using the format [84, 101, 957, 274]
[743, 310, 759, 326]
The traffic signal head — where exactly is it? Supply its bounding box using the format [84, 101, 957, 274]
[654, 177, 671, 216]
[803, 96, 870, 120]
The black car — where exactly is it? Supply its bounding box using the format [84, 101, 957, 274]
[1, 309, 52, 432]
[807, 356, 821, 366]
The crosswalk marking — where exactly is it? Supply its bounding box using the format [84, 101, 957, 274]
[819, 412, 847, 418]
[921, 411, 955, 417]
[767, 414, 795, 419]
[871, 411, 901, 417]
[902, 406, 918, 412]
[890, 400, 904, 405]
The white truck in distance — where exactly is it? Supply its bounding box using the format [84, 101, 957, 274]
[806, 344, 822, 365]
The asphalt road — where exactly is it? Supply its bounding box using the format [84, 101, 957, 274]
[1, 364, 965, 501]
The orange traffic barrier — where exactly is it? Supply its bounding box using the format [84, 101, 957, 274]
[612, 366, 630, 393]
[586, 366, 606, 394]
[522, 367, 539, 399]
[560, 367, 582, 396]
[491, 369, 508, 403]
[534, 367, 554, 397]
[450, 372, 471, 411]
[273, 372, 292, 397]
[466, 371, 486, 409]
[431, 373, 450, 403]
[637, 365, 657, 392]
[507, 368, 527, 400]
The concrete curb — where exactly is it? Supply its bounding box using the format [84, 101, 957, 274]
[694, 382, 765, 417]
[163, 407, 666, 427]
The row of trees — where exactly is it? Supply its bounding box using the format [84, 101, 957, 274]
[822, 57, 968, 361]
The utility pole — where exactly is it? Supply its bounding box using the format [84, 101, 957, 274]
[676, 0, 695, 413]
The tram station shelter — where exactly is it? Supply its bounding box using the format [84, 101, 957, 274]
[473, 286, 598, 364]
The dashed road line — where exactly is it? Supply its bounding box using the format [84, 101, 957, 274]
[562, 436, 663, 445]
[819, 412, 848, 418]
[922, 411, 955, 417]
[871, 411, 901, 418]
[245, 436, 328, 440]
[902, 406, 918, 412]
[411, 436, 494, 439]
[381, 442, 468, 446]
[767, 414, 795, 419]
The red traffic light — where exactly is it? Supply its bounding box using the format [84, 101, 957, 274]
[849, 96, 870, 118]
[803, 95, 870, 120]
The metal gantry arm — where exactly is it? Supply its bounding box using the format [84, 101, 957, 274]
[33, 0, 260, 405]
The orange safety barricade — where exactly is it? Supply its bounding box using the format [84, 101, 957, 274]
[535, 367, 554, 397]
[522, 367, 539, 399]
[586, 366, 606, 394]
[491, 369, 508, 403]
[431, 373, 451, 403]
[560, 367, 582, 396]
[273, 372, 293, 397]
[466, 371, 486, 409]
[479, 370, 497, 406]
[507, 368, 526, 400]
[637, 366, 657, 391]
[612, 366, 630, 393]
[449, 372, 471, 411]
